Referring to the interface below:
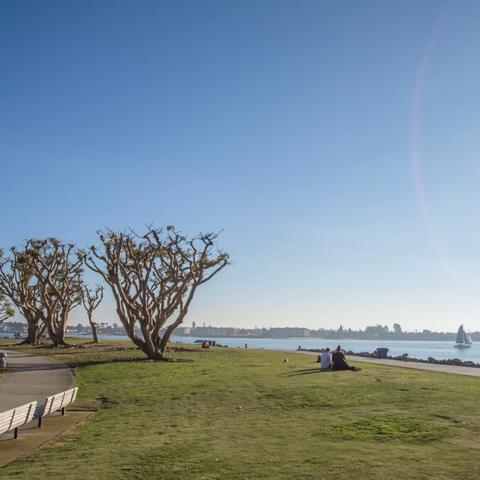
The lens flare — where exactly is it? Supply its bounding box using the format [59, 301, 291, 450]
[410, 2, 457, 280]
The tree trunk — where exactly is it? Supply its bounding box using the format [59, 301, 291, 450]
[21, 322, 46, 345]
[87, 312, 99, 343]
[148, 350, 163, 360]
[130, 334, 163, 360]
[158, 312, 187, 356]
[46, 324, 68, 347]
[158, 325, 177, 357]
[91, 323, 99, 343]
[142, 337, 162, 360]
[158, 335, 170, 357]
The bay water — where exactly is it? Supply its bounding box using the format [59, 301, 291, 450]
[5, 332, 479, 362]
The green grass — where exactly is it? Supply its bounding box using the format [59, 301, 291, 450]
[1, 339, 480, 479]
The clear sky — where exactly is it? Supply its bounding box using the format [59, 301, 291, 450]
[1, 0, 480, 332]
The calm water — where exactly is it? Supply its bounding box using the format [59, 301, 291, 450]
[4, 332, 479, 362]
[169, 336, 480, 362]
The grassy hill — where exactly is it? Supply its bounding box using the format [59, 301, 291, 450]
[1, 340, 479, 480]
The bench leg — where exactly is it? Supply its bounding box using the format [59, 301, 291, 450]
[38, 416, 43, 428]
[14, 427, 18, 440]
[61, 407, 65, 416]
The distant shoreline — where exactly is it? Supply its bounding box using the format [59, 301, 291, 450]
[0, 332, 471, 342]
[2, 332, 478, 363]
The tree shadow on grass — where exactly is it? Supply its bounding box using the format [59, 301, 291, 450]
[2, 341, 198, 368]
[285, 368, 332, 377]
[65, 357, 194, 369]
[3, 355, 192, 371]
[0, 341, 26, 348]
[9, 363, 70, 372]
[44, 347, 136, 356]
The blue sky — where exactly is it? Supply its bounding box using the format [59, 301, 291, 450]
[1, 0, 480, 332]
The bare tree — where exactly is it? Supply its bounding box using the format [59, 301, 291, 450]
[0, 249, 47, 344]
[0, 292, 15, 325]
[81, 226, 230, 360]
[82, 285, 104, 343]
[15, 239, 84, 347]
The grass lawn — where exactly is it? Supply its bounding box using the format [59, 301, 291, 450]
[1, 340, 479, 480]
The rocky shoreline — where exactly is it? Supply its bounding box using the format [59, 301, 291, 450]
[298, 347, 480, 369]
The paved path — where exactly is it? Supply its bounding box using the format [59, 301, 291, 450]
[0, 412, 92, 467]
[298, 351, 480, 378]
[0, 350, 75, 410]
[348, 355, 480, 378]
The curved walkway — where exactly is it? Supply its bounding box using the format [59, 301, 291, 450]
[0, 350, 75, 411]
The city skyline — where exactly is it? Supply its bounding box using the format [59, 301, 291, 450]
[2, 1, 480, 332]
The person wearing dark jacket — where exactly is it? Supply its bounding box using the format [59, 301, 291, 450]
[331, 345, 356, 371]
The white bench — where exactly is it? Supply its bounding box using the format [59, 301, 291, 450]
[0, 401, 37, 439]
[36, 387, 78, 427]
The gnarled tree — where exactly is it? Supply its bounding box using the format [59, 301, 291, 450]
[23, 239, 84, 347]
[0, 292, 14, 325]
[81, 226, 230, 359]
[82, 285, 104, 343]
[0, 248, 47, 344]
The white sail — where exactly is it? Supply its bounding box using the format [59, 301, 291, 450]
[454, 325, 472, 348]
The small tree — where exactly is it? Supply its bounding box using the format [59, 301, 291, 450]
[82, 226, 230, 359]
[82, 285, 104, 343]
[0, 248, 47, 344]
[18, 239, 84, 347]
[0, 292, 14, 324]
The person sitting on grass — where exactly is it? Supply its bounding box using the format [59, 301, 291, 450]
[320, 347, 332, 370]
[332, 345, 357, 371]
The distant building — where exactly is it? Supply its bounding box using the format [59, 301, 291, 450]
[176, 327, 192, 335]
[268, 327, 310, 338]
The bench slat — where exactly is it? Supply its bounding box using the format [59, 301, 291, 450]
[38, 387, 78, 418]
[0, 401, 37, 435]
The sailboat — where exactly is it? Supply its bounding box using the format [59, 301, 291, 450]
[454, 324, 472, 349]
